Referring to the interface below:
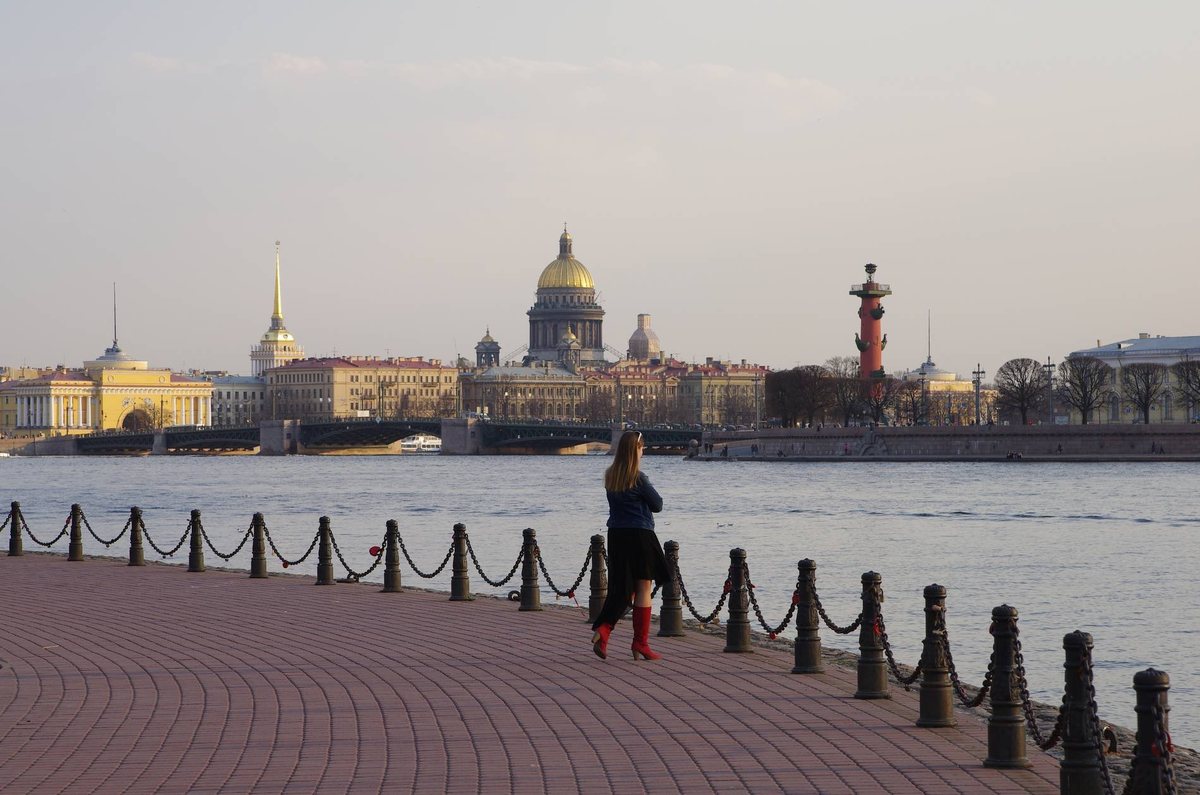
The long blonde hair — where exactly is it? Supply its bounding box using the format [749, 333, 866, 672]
[604, 430, 643, 492]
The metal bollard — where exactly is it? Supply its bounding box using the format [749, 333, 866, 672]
[588, 534, 608, 624]
[916, 584, 955, 727]
[68, 504, 84, 561]
[450, 523, 472, 601]
[382, 520, 402, 593]
[723, 548, 752, 653]
[1130, 668, 1172, 795]
[791, 559, 823, 674]
[983, 605, 1031, 768]
[854, 572, 888, 699]
[657, 540, 684, 636]
[519, 528, 542, 611]
[187, 509, 205, 572]
[315, 516, 333, 585]
[7, 501, 22, 557]
[128, 507, 145, 567]
[1060, 631, 1100, 794]
[249, 513, 267, 578]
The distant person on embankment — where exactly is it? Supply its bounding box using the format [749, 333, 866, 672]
[592, 430, 669, 662]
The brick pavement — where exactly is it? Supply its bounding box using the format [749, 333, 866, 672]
[0, 554, 1061, 794]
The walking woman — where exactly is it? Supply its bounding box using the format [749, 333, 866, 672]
[591, 430, 670, 661]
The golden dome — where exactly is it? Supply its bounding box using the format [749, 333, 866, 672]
[538, 257, 595, 290]
[261, 328, 295, 343]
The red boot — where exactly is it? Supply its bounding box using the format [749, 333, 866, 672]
[592, 622, 614, 659]
[631, 606, 661, 661]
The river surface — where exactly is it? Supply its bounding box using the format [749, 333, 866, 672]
[3, 455, 1197, 745]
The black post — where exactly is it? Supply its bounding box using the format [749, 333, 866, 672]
[791, 559, 823, 674]
[854, 571, 888, 699]
[588, 533, 608, 624]
[249, 513, 267, 579]
[983, 605, 1031, 768]
[7, 501, 22, 557]
[68, 503, 84, 561]
[1060, 631, 1100, 793]
[450, 523, 471, 601]
[723, 548, 752, 653]
[382, 520, 401, 593]
[519, 528, 542, 611]
[916, 584, 954, 727]
[315, 516, 333, 585]
[657, 540, 684, 637]
[187, 509, 205, 572]
[128, 507, 145, 567]
[1130, 668, 1171, 795]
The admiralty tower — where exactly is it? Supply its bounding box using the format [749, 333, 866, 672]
[250, 241, 305, 377]
[527, 227, 606, 364]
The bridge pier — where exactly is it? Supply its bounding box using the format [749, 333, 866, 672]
[151, 431, 167, 455]
[440, 418, 480, 455]
[258, 420, 301, 455]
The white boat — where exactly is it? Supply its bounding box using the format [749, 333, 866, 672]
[0, 452, 9, 458]
[400, 435, 441, 454]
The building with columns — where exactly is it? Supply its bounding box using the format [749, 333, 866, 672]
[527, 228, 607, 364]
[250, 241, 304, 377]
[0, 340, 213, 437]
[265, 356, 459, 420]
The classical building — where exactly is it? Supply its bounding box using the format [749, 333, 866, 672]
[527, 228, 606, 364]
[459, 362, 587, 421]
[265, 356, 459, 420]
[898, 356, 995, 425]
[677, 358, 770, 427]
[1067, 333, 1200, 424]
[0, 338, 213, 437]
[475, 329, 501, 368]
[208, 374, 267, 426]
[628, 314, 661, 362]
[250, 242, 304, 377]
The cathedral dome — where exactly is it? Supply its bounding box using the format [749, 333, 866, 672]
[537, 229, 595, 290]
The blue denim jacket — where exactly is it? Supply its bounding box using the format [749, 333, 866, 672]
[606, 472, 663, 531]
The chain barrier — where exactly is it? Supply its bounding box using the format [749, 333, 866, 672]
[196, 521, 253, 561]
[810, 578, 863, 634]
[1074, 644, 1119, 795]
[872, 593, 921, 690]
[397, 535, 453, 579]
[1143, 702, 1178, 795]
[79, 510, 131, 548]
[1012, 623, 1071, 751]
[463, 534, 523, 587]
[329, 530, 386, 579]
[140, 518, 191, 558]
[262, 524, 320, 567]
[743, 562, 798, 637]
[0, 511, 12, 533]
[534, 545, 590, 597]
[939, 610, 994, 708]
[22, 515, 71, 548]
[674, 561, 731, 624]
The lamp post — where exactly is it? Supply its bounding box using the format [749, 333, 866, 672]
[972, 363, 986, 425]
[1043, 357, 1057, 425]
[918, 373, 928, 426]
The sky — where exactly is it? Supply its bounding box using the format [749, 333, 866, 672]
[2, 1, 1197, 378]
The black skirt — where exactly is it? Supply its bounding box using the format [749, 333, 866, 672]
[593, 527, 670, 629]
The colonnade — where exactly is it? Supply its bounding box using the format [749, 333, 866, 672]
[13, 394, 213, 429]
[172, 395, 211, 427]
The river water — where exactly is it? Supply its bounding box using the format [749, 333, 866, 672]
[3, 455, 1197, 745]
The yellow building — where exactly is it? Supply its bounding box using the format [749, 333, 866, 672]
[266, 356, 459, 420]
[899, 356, 997, 425]
[0, 341, 213, 437]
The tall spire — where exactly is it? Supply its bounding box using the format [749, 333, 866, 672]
[272, 240, 284, 323]
[112, 282, 119, 349]
[927, 310, 931, 361]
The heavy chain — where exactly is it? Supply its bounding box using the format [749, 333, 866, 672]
[197, 521, 253, 561]
[940, 611, 994, 708]
[1151, 702, 1177, 795]
[141, 519, 190, 557]
[873, 594, 920, 690]
[262, 524, 320, 567]
[1078, 645, 1118, 795]
[79, 510, 131, 547]
[674, 562, 731, 624]
[329, 530, 386, 579]
[810, 578, 863, 634]
[463, 534, 523, 587]
[1012, 625, 1071, 751]
[743, 562, 798, 636]
[22, 515, 71, 548]
[535, 545, 590, 597]
[397, 536, 453, 579]
[0, 511, 12, 533]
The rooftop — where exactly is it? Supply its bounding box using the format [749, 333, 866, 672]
[1071, 334, 1200, 358]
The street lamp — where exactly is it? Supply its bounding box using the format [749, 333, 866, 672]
[972, 363, 986, 425]
[1043, 357, 1057, 425]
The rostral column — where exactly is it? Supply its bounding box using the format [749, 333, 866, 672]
[849, 263, 892, 379]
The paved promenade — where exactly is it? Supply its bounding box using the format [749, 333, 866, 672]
[0, 554, 1060, 794]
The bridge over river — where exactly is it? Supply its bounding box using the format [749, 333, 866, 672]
[54, 418, 701, 455]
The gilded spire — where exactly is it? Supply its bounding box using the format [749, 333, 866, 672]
[272, 240, 284, 322]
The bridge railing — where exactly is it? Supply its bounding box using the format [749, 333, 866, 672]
[2, 498, 1171, 794]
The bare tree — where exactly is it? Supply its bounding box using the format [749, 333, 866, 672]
[764, 369, 799, 427]
[1172, 357, 1200, 422]
[1057, 356, 1112, 424]
[1121, 363, 1167, 424]
[861, 376, 902, 424]
[825, 356, 861, 425]
[897, 380, 923, 425]
[794, 365, 832, 426]
[994, 358, 1046, 424]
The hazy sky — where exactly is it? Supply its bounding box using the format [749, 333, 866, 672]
[2, 2, 1197, 378]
